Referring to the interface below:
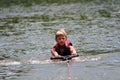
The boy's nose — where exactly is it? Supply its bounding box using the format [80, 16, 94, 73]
[60, 39, 64, 41]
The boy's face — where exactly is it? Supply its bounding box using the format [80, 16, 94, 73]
[56, 35, 67, 46]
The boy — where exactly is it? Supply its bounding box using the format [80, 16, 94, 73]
[51, 29, 78, 60]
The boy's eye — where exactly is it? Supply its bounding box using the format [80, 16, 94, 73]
[58, 38, 65, 40]
[62, 38, 65, 40]
[61, 38, 64, 39]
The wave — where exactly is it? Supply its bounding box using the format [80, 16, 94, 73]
[0, 56, 101, 66]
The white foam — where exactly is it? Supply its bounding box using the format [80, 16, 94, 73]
[27, 59, 51, 64]
[0, 60, 21, 66]
[0, 57, 101, 66]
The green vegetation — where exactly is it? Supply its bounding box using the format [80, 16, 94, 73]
[0, 0, 94, 7]
[0, 0, 119, 7]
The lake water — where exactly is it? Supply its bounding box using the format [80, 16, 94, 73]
[0, 0, 120, 80]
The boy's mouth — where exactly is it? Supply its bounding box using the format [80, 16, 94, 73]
[59, 42, 64, 46]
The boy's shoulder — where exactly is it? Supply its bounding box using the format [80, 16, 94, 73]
[53, 43, 58, 48]
[65, 41, 72, 46]
[53, 41, 72, 48]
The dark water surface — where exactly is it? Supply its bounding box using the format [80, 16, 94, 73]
[0, 0, 120, 80]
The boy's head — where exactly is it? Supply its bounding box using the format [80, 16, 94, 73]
[55, 29, 67, 38]
[55, 29, 67, 46]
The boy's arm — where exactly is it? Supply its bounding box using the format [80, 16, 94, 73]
[69, 46, 77, 55]
[51, 48, 61, 57]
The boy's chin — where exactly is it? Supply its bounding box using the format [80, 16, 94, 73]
[59, 43, 64, 46]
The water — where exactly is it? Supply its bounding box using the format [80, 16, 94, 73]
[0, 0, 120, 80]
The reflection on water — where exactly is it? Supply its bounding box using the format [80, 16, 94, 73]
[0, 0, 120, 80]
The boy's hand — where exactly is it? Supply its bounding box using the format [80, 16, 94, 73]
[54, 54, 61, 58]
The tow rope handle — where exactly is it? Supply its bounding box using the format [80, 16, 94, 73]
[50, 54, 79, 61]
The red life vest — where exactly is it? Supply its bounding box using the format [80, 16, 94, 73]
[53, 41, 72, 56]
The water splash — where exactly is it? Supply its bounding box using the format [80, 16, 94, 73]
[0, 56, 101, 66]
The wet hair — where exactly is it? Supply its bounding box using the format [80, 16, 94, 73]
[55, 29, 67, 38]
